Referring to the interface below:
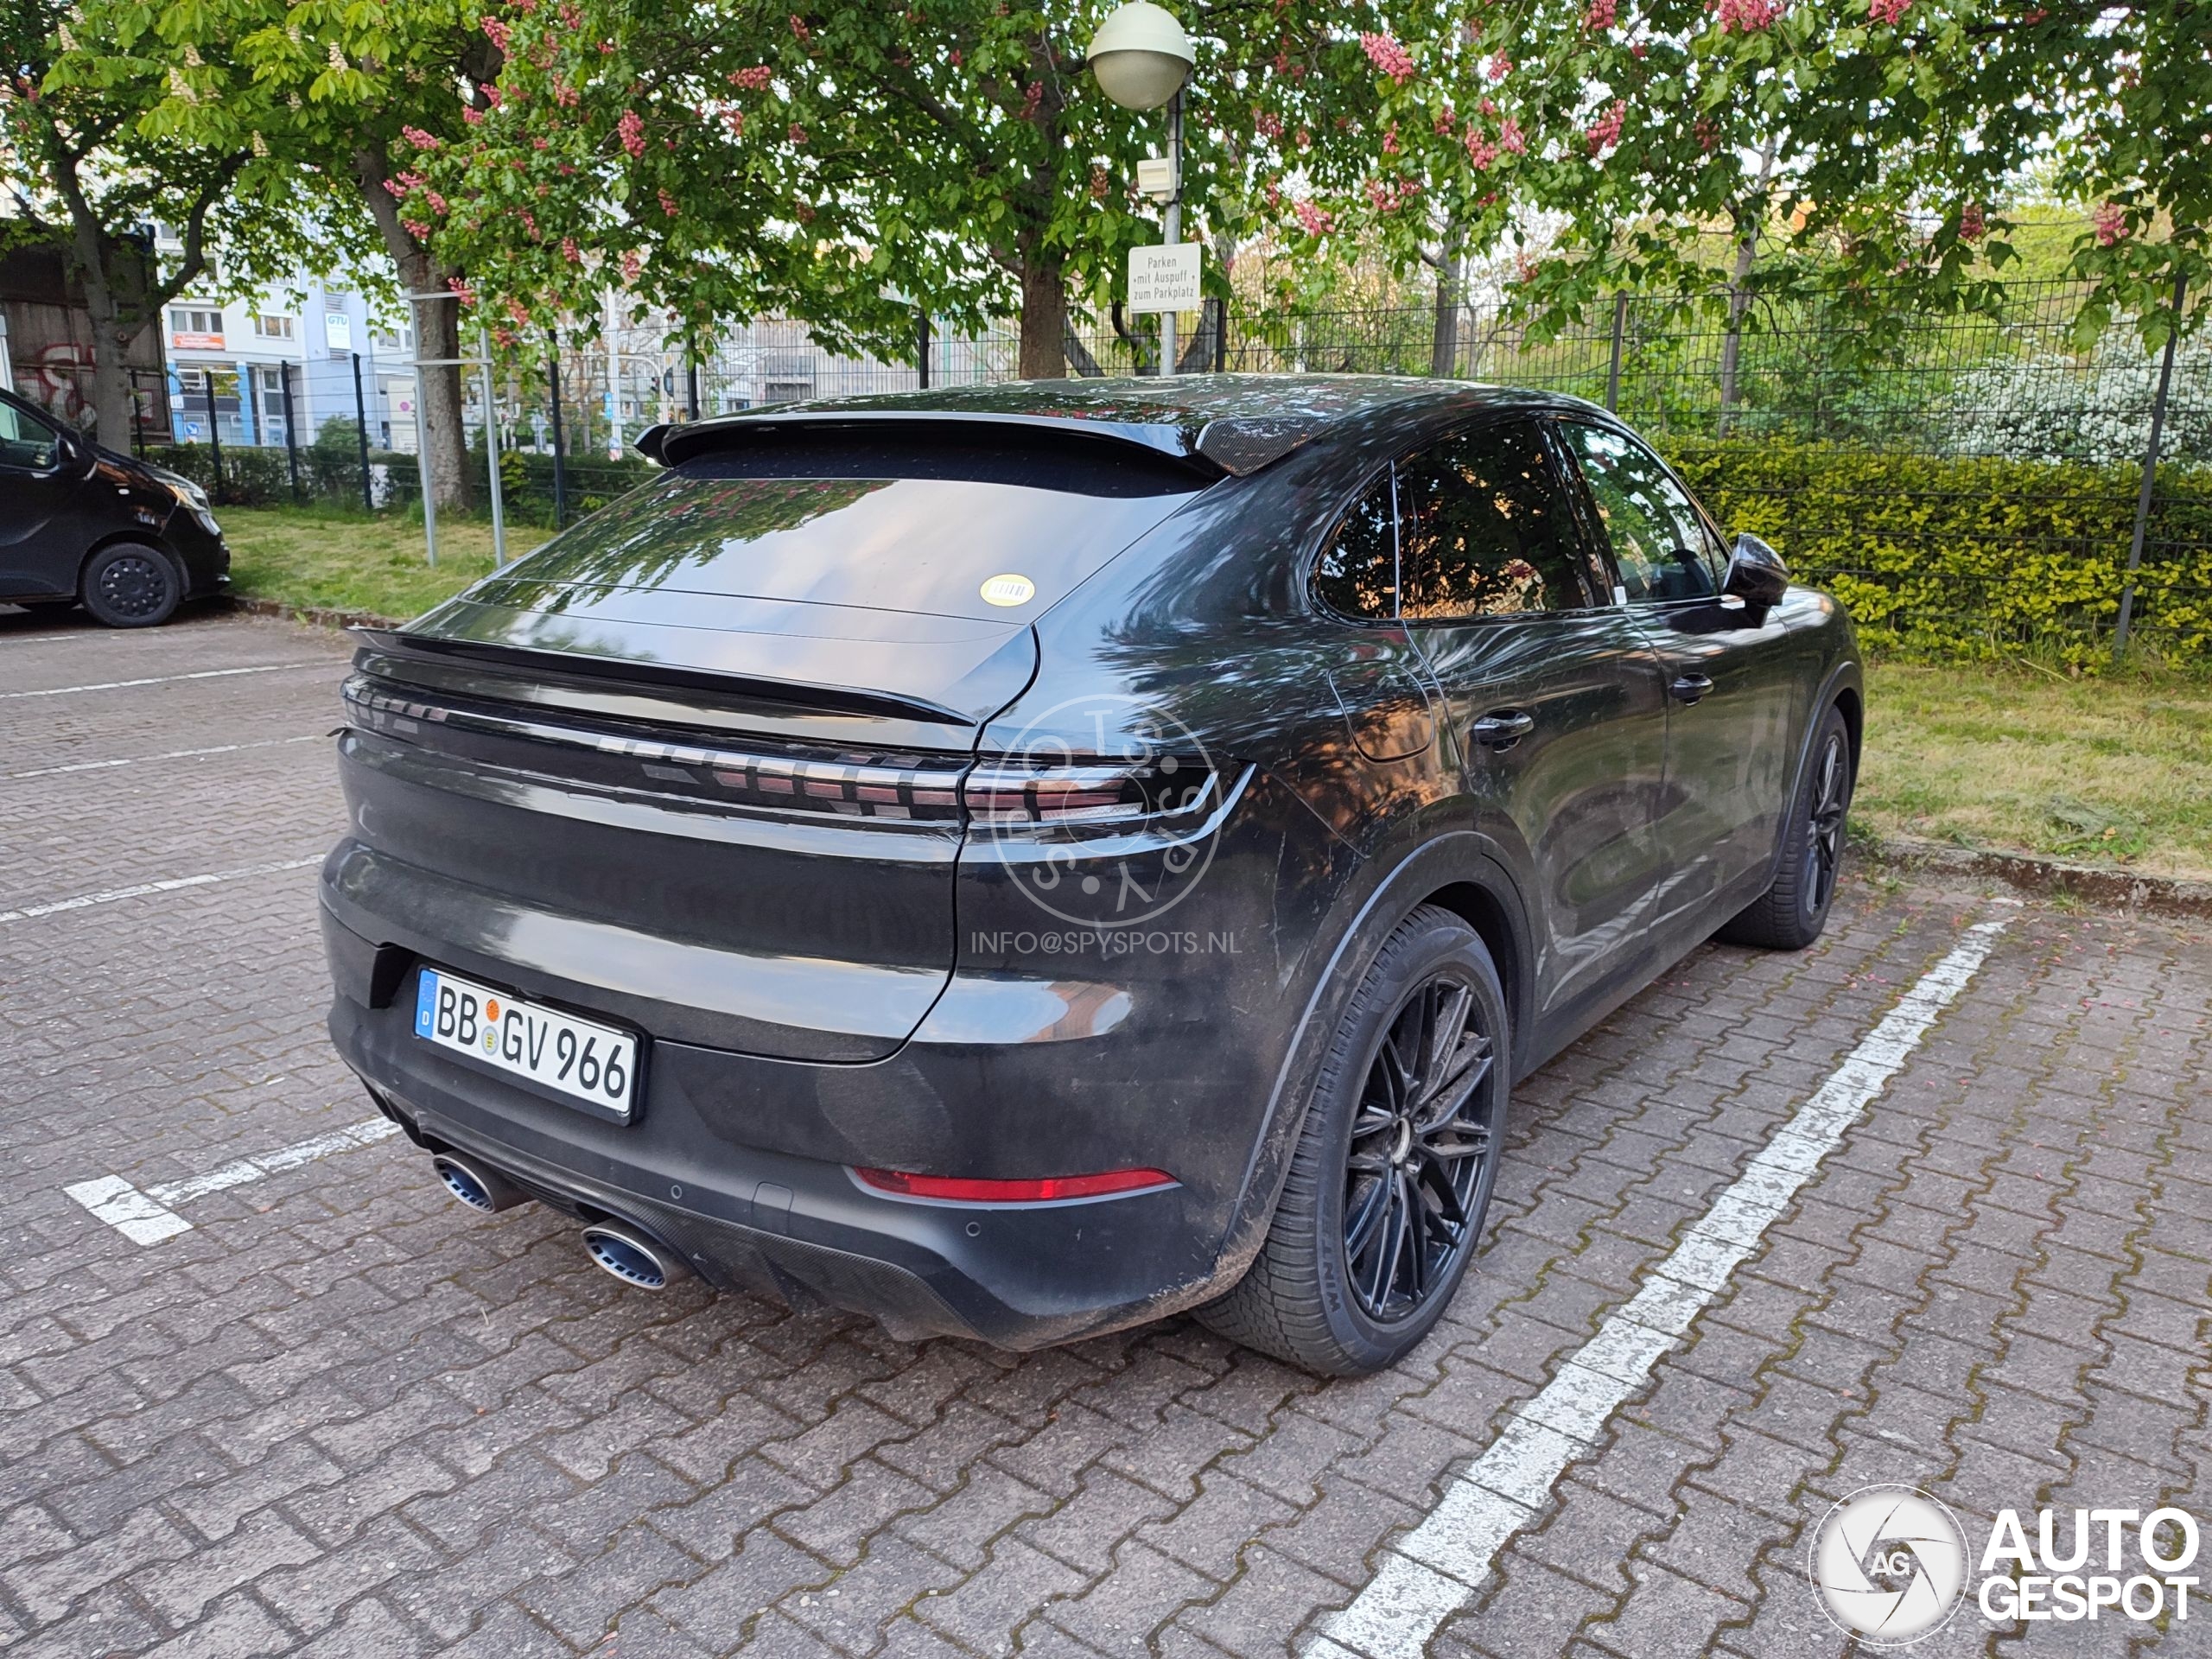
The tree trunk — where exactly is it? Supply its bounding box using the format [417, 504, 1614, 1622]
[1718, 138, 1779, 435]
[67, 224, 148, 445]
[1430, 223, 1465, 378]
[1017, 246, 1067, 379]
[355, 149, 474, 509]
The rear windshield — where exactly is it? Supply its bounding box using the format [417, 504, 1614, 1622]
[493, 434, 1205, 622]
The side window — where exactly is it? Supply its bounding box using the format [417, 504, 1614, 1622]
[1395, 420, 1587, 619]
[1560, 423, 1723, 602]
[1314, 468, 1398, 620]
[0, 399, 60, 472]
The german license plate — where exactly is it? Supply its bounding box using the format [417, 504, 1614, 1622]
[414, 968, 638, 1118]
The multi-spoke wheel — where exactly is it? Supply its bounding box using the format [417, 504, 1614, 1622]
[80, 542, 181, 628]
[1721, 703, 1856, 950]
[1198, 905, 1509, 1375]
[1341, 972, 1495, 1323]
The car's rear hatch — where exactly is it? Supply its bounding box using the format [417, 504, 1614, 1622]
[328, 423, 1209, 1062]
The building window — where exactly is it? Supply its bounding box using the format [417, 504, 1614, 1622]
[253, 314, 296, 341]
[170, 308, 226, 349]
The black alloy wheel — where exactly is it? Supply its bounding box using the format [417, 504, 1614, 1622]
[1341, 971, 1497, 1322]
[1801, 726, 1849, 922]
[1197, 905, 1510, 1375]
[1719, 703, 1855, 950]
[80, 543, 181, 628]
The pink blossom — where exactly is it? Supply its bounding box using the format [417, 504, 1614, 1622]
[558, 1, 580, 26]
[1631, 40, 1649, 55]
[1499, 118, 1526, 154]
[1958, 201, 1984, 240]
[1485, 50, 1511, 81]
[532, 135, 548, 149]
[1434, 105, 1455, 134]
[620, 251, 643, 283]
[789, 12, 809, 38]
[401, 124, 441, 150]
[1586, 97, 1625, 155]
[562, 235, 582, 264]
[483, 16, 512, 52]
[1694, 116, 1719, 150]
[1464, 130, 1497, 168]
[1716, 0, 1782, 31]
[381, 177, 409, 199]
[1382, 124, 1400, 154]
[1586, 0, 1618, 28]
[553, 77, 579, 106]
[2094, 202, 2127, 245]
[1479, 97, 1496, 115]
[492, 325, 517, 348]
[1254, 108, 1282, 138]
[787, 121, 807, 143]
[1264, 179, 1280, 207]
[505, 296, 531, 325]
[1294, 200, 1334, 237]
[448, 276, 477, 306]
[481, 83, 503, 107]
[402, 219, 432, 239]
[462, 105, 484, 124]
[1294, 126, 1311, 149]
[1359, 32, 1414, 81]
[1364, 175, 1421, 213]
[423, 190, 448, 215]
[1868, 0, 1909, 22]
[728, 65, 773, 90]
[658, 187, 679, 217]
[722, 108, 745, 134]
[519, 209, 538, 238]
[618, 108, 645, 156]
[1020, 79, 1043, 118]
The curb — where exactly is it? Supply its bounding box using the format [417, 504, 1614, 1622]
[229, 595, 404, 632]
[1859, 835, 2212, 921]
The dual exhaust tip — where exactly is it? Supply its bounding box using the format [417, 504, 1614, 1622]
[431, 1153, 681, 1291]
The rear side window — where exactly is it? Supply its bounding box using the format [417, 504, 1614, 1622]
[1559, 423, 1726, 601]
[1313, 470, 1398, 620]
[1395, 421, 1589, 619]
[0, 398, 60, 471]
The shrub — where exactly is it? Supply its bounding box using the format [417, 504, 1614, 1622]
[1668, 438, 2212, 667]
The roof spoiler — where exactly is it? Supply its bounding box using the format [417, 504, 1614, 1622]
[635, 409, 1311, 478]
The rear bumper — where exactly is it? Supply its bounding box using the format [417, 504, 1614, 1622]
[324, 906, 1231, 1349]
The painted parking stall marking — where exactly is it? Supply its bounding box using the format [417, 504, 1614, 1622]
[0, 856, 321, 924]
[64, 1116, 404, 1245]
[1306, 907, 2018, 1659]
[0, 660, 330, 700]
[4, 732, 325, 779]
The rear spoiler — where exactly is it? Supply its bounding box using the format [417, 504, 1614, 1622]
[635, 409, 1312, 478]
[351, 627, 976, 728]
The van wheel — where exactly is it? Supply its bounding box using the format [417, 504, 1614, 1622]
[1198, 906, 1509, 1376]
[1719, 704, 1854, 950]
[80, 543, 181, 627]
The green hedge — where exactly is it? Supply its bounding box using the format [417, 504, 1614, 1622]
[1668, 439, 2212, 667]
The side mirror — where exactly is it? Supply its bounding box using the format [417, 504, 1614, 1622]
[56, 430, 86, 469]
[1722, 532, 1789, 608]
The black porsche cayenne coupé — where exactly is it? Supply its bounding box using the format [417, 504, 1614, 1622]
[322, 376, 1859, 1375]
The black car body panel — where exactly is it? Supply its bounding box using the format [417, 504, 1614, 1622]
[322, 375, 1860, 1348]
[0, 388, 230, 606]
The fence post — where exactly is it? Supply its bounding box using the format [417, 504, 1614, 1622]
[280, 361, 302, 501]
[917, 309, 931, 390]
[547, 338, 567, 531]
[685, 352, 701, 422]
[1605, 294, 1628, 412]
[350, 353, 373, 512]
[2114, 270, 2187, 664]
[204, 375, 225, 501]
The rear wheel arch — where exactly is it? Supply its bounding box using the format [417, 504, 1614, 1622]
[1412, 878, 1530, 1080]
[1832, 683, 1863, 772]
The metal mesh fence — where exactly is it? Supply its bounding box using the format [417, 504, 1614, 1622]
[121, 275, 2208, 661]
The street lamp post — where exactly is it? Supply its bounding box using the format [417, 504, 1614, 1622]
[1087, 2, 1195, 376]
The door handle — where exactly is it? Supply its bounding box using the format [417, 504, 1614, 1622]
[1669, 674, 1715, 705]
[1471, 709, 1535, 749]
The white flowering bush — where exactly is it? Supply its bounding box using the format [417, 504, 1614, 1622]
[1942, 339, 2212, 467]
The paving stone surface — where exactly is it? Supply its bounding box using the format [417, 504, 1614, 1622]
[3, 604, 2207, 1657]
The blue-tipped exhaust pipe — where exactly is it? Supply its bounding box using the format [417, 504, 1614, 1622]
[582, 1223, 679, 1289]
[432, 1153, 527, 1213]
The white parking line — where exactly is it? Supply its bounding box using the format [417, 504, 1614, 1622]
[0, 856, 321, 924]
[65, 1117, 403, 1245]
[0, 661, 329, 700]
[1306, 909, 2017, 1659]
[3, 733, 326, 780]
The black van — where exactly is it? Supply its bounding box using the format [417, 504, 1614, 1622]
[0, 386, 231, 626]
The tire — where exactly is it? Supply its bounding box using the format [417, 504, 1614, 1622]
[79, 543, 181, 628]
[1198, 905, 1510, 1376]
[1718, 704, 1854, 950]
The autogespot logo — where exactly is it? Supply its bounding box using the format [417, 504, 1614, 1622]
[982, 692, 1224, 930]
[1808, 1486, 1970, 1647]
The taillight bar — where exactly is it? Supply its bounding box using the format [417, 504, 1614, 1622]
[962, 760, 1219, 826]
[851, 1166, 1179, 1205]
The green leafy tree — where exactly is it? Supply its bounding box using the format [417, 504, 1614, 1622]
[1, 0, 312, 443]
[403, 0, 1396, 378]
